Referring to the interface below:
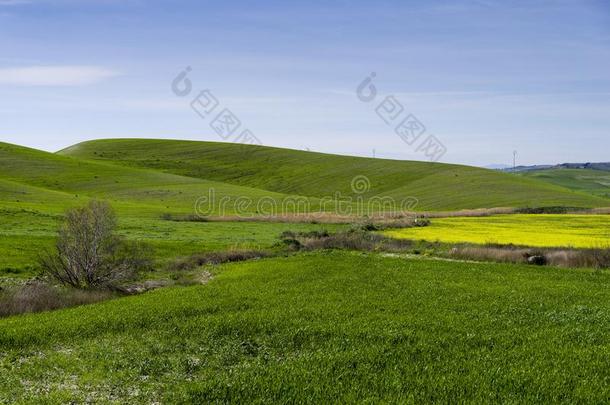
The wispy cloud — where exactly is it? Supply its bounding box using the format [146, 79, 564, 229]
[0, 65, 120, 86]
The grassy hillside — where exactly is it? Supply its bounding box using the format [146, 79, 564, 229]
[60, 138, 610, 210]
[0, 177, 86, 213]
[1, 251, 609, 403]
[0, 142, 315, 217]
[522, 168, 610, 199]
[0, 142, 341, 275]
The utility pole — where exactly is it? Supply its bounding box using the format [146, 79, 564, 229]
[373, 148, 376, 158]
[513, 150, 517, 171]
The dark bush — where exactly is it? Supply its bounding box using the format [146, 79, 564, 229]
[282, 238, 302, 251]
[280, 230, 297, 239]
[515, 206, 585, 214]
[291, 231, 412, 252]
[161, 213, 209, 222]
[168, 250, 269, 272]
[413, 218, 431, 227]
[351, 217, 430, 231]
[526, 254, 547, 266]
[359, 222, 380, 231]
[280, 230, 329, 239]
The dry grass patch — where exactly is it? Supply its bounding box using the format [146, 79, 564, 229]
[0, 282, 114, 318]
[449, 245, 610, 269]
[166, 212, 423, 225]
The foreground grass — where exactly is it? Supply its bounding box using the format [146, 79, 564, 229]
[385, 214, 610, 248]
[1, 251, 608, 403]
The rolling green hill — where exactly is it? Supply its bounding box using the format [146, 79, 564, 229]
[60, 138, 610, 211]
[521, 168, 610, 199]
[0, 142, 311, 217]
[0, 139, 608, 215]
[0, 142, 342, 274]
[4, 138, 608, 276]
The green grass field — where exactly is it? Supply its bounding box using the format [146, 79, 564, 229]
[2, 139, 610, 402]
[1, 251, 609, 403]
[385, 214, 610, 248]
[59, 139, 610, 211]
[522, 168, 610, 199]
[3, 138, 607, 275]
[0, 207, 346, 277]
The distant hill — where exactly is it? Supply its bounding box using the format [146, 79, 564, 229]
[56, 138, 610, 211]
[556, 162, 610, 171]
[502, 162, 610, 173]
[503, 165, 554, 173]
[483, 164, 512, 170]
[521, 168, 610, 199]
[495, 160, 610, 199]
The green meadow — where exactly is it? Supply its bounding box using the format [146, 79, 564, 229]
[1, 252, 609, 403]
[1, 139, 610, 403]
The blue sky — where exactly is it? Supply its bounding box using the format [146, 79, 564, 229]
[0, 0, 609, 166]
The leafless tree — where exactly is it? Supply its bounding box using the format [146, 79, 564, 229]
[39, 201, 152, 289]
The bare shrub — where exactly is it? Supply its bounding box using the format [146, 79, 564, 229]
[39, 201, 153, 289]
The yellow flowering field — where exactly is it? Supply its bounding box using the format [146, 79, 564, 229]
[384, 214, 610, 248]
